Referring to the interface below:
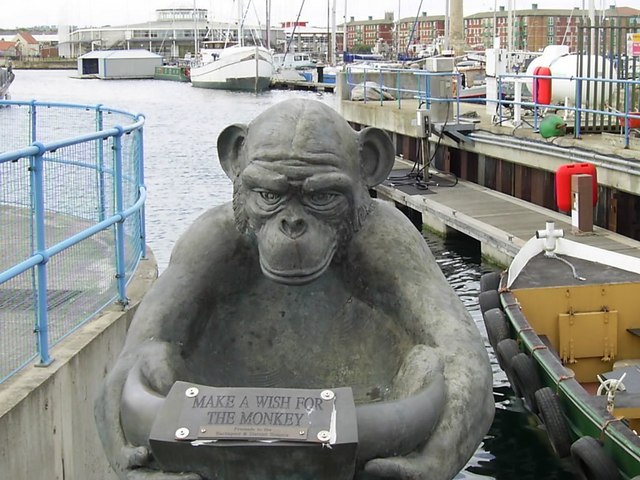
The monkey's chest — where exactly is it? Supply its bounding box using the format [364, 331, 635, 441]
[184, 282, 414, 402]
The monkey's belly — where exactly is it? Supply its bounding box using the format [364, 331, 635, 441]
[183, 286, 415, 403]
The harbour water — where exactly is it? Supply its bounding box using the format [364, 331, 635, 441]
[7, 70, 576, 479]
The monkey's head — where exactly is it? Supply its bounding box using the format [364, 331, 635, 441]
[217, 99, 395, 285]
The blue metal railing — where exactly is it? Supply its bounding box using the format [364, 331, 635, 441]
[0, 100, 146, 381]
[344, 65, 640, 148]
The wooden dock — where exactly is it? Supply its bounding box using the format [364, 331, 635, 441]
[377, 162, 640, 267]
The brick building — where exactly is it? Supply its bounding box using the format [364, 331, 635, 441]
[345, 12, 394, 52]
[345, 4, 640, 56]
[464, 4, 640, 52]
[396, 12, 446, 55]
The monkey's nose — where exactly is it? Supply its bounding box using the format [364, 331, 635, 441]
[280, 218, 307, 239]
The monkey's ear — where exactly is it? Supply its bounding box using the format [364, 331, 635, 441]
[217, 124, 248, 179]
[358, 127, 395, 187]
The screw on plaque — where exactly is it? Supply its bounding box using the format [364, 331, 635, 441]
[320, 390, 335, 401]
[185, 387, 199, 397]
[317, 430, 331, 442]
[175, 427, 190, 439]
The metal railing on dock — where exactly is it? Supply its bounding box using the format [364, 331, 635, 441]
[343, 65, 640, 148]
[0, 100, 146, 383]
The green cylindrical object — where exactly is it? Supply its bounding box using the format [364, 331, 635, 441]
[539, 115, 566, 138]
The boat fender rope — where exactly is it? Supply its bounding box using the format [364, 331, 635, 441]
[549, 254, 587, 281]
[600, 418, 623, 441]
[558, 374, 575, 383]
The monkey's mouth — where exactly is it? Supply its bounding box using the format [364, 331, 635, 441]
[259, 245, 336, 286]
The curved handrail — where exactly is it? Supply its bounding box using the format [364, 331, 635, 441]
[0, 100, 146, 382]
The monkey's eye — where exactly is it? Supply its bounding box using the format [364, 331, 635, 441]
[257, 190, 281, 204]
[308, 192, 337, 207]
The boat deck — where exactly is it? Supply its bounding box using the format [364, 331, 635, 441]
[510, 253, 640, 290]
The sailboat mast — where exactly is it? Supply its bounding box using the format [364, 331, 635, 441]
[331, 0, 336, 65]
[266, 0, 271, 50]
[343, 0, 347, 53]
[193, 0, 199, 57]
[238, 0, 244, 46]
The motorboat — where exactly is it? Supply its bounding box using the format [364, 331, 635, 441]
[190, 42, 273, 92]
[0, 64, 14, 100]
[480, 221, 640, 479]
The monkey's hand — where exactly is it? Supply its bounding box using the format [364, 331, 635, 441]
[356, 345, 446, 479]
[115, 342, 200, 480]
[362, 343, 493, 480]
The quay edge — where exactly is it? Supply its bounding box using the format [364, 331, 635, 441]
[0, 250, 158, 480]
[334, 72, 640, 266]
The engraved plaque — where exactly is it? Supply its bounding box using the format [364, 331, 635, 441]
[149, 382, 357, 480]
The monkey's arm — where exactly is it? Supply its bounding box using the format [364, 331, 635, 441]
[95, 204, 254, 479]
[351, 201, 494, 480]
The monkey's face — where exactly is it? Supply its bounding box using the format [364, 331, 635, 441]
[239, 158, 357, 286]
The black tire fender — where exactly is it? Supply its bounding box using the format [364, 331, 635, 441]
[480, 271, 501, 293]
[570, 436, 622, 480]
[496, 338, 522, 396]
[510, 352, 543, 413]
[534, 387, 572, 458]
[483, 308, 510, 351]
[479, 289, 501, 315]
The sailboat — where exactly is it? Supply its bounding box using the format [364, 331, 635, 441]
[190, 0, 273, 92]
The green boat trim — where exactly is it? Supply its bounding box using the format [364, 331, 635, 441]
[481, 221, 640, 479]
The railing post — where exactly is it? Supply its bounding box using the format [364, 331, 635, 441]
[137, 118, 147, 258]
[455, 71, 461, 121]
[29, 100, 37, 143]
[363, 70, 368, 105]
[96, 105, 107, 222]
[575, 78, 582, 139]
[624, 80, 631, 149]
[396, 70, 401, 109]
[31, 142, 53, 367]
[498, 75, 503, 122]
[112, 127, 128, 306]
[379, 69, 383, 107]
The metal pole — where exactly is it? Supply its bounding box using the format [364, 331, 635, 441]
[255, 45, 259, 93]
[112, 127, 128, 307]
[193, 0, 199, 58]
[331, 0, 337, 65]
[266, 0, 271, 50]
[96, 105, 106, 222]
[444, 0, 450, 52]
[343, 0, 347, 53]
[136, 116, 147, 258]
[31, 142, 53, 367]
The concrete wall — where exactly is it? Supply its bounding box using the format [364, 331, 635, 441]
[0, 254, 158, 480]
[100, 57, 162, 79]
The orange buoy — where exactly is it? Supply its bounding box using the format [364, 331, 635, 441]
[555, 163, 598, 211]
[533, 66, 552, 105]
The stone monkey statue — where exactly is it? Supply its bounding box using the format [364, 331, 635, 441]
[95, 98, 493, 480]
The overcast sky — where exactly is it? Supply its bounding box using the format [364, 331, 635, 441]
[0, 0, 635, 30]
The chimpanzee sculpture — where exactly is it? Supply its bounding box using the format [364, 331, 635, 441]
[95, 99, 493, 480]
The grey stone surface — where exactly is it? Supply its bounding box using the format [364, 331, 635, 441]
[95, 99, 494, 480]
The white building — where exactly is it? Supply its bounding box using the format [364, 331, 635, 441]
[77, 49, 162, 79]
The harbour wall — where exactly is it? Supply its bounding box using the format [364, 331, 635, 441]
[336, 72, 640, 242]
[0, 253, 158, 480]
